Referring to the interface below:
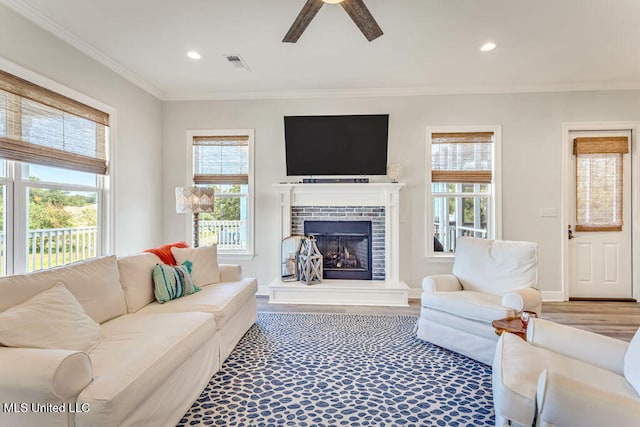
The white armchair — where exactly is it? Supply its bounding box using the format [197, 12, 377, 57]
[416, 237, 540, 365]
[493, 318, 640, 427]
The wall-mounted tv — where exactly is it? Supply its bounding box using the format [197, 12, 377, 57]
[284, 114, 389, 176]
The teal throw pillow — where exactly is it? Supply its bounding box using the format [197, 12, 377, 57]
[152, 263, 200, 304]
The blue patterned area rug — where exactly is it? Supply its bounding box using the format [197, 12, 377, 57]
[178, 312, 494, 426]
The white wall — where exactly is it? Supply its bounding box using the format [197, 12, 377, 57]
[0, 4, 163, 255]
[162, 90, 640, 295]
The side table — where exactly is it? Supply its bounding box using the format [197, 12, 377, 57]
[492, 312, 538, 340]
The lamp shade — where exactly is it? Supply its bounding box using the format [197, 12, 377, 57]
[175, 186, 215, 214]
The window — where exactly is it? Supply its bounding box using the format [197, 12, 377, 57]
[0, 69, 110, 274]
[426, 128, 501, 257]
[574, 136, 629, 231]
[189, 130, 254, 256]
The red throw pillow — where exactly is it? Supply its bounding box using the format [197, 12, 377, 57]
[144, 242, 189, 265]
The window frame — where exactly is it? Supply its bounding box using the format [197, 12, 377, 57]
[425, 125, 502, 261]
[0, 58, 114, 275]
[186, 129, 255, 259]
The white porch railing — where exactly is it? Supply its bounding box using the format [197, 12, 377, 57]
[199, 220, 246, 250]
[0, 221, 244, 275]
[28, 226, 97, 272]
[434, 222, 488, 252]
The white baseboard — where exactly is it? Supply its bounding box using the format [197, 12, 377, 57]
[542, 291, 565, 301]
[408, 288, 422, 299]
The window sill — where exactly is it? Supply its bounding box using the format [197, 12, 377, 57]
[218, 253, 255, 262]
[426, 254, 455, 264]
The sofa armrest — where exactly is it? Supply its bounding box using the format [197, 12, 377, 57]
[537, 369, 640, 426]
[0, 348, 92, 401]
[527, 318, 628, 375]
[219, 264, 242, 282]
[501, 288, 541, 313]
[421, 275, 462, 293]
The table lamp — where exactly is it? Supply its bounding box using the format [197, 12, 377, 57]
[175, 186, 215, 247]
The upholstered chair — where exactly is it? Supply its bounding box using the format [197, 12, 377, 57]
[493, 318, 640, 427]
[416, 237, 540, 365]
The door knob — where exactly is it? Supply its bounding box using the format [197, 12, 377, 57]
[568, 225, 575, 240]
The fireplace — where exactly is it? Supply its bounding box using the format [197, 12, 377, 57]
[304, 220, 373, 280]
[270, 183, 408, 306]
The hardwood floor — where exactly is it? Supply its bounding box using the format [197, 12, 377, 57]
[257, 296, 640, 342]
[542, 300, 640, 341]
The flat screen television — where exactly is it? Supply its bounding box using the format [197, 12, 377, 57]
[284, 114, 389, 176]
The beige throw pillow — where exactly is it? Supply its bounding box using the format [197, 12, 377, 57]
[171, 245, 221, 287]
[0, 283, 101, 352]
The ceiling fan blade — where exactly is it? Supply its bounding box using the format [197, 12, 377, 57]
[283, 0, 325, 43]
[340, 0, 383, 42]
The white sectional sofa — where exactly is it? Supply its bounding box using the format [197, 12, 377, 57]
[0, 252, 257, 427]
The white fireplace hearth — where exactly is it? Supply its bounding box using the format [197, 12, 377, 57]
[269, 182, 408, 307]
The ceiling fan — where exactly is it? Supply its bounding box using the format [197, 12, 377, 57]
[283, 0, 383, 43]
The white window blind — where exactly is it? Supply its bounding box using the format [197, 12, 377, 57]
[193, 135, 249, 185]
[431, 132, 493, 183]
[0, 70, 108, 174]
[574, 136, 629, 232]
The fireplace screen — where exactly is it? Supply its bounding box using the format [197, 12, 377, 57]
[304, 221, 372, 280]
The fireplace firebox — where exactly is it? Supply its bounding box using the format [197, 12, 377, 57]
[304, 220, 372, 280]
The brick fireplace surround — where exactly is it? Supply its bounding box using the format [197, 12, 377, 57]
[269, 183, 409, 306]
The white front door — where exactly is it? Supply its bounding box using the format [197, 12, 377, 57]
[568, 130, 633, 299]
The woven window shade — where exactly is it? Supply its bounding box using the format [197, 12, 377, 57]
[193, 135, 249, 185]
[574, 136, 629, 155]
[575, 153, 624, 232]
[431, 132, 493, 183]
[0, 71, 108, 175]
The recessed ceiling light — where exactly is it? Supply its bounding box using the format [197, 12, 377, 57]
[480, 42, 496, 52]
[187, 51, 202, 60]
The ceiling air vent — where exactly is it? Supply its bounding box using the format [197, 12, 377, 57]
[224, 55, 251, 72]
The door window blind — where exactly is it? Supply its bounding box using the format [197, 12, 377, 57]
[431, 132, 494, 183]
[574, 136, 629, 232]
[193, 135, 249, 185]
[0, 70, 108, 174]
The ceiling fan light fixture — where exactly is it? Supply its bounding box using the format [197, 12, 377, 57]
[322, 0, 344, 3]
[480, 42, 497, 52]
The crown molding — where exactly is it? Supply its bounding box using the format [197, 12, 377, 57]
[161, 80, 640, 102]
[0, 0, 162, 99]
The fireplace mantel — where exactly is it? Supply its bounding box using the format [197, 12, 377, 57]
[270, 182, 408, 306]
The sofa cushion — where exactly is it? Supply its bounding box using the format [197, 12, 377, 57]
[144, 241, 189, 265]
[152, 264, 200, 303]
[78, 312, 216, 426]
[0, 256, 126, 324]
[172, 245, 221, 287]
[117, 253, 160, 313]
[624, 327, 640, 394]
[494, 332, 635, 427]
[422, 290, 514, 323]
[0, 283, 101, 352]
[137, 277, 257, 330]
[453, 237, 538, 296]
